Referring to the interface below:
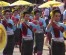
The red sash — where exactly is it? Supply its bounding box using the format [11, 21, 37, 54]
[52, 22, 60, 38]
[22, 22, 32, 36]
[32, 20, 43, 26]
[52, 22, 64, 38]
[2, 20, 8, 29]
[39, 21, 43, 26]
[11, 16, 19, 24]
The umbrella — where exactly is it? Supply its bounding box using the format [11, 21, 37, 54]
[30, 4, 36, 6]
[38, 3, 50, 8]
[0, 24, 7, 52]
[38, 1, 63, 8]
[0, 1, 10, 7]
[45, 1, 62, 5]
[10, 0, 32, 6]
[52, 3, 64, 7]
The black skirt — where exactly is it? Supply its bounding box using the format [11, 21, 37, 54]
[14, 28, 21, 44]
[34, 33, 44, 52]
[3, 35, 15, 55]
[51, 40, 65, 55]
[21, 39, 33, 55]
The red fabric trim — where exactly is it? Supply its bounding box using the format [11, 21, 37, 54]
[52, 22, 60, 38]
[22, 22, 33, 36]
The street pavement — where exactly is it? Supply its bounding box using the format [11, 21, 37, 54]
[13, 45, 66, 55]
[13, 46, 49, 55]
[11, 40, 66, 55]
[0, 44, 66, 55]
[0, 37, 49, 55]
[0, 45, 49, 55]
[13, 37, 49, 55]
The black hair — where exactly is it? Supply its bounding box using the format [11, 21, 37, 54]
[34, 10, 41, 15]
[52, 9, 61, 16]
[4, 10, 11, 15]
[23, 11, 30, 17]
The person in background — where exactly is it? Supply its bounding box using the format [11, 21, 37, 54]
[63, 4, 66, 23]
[11, 9, 20, 25]
[43, 8, 50, 25]
[59, 4, 64, 22]
[33, 10, 46, 55]
[63, 4, 66, 40]
[27, 7, 33, 22]
[11, 9, 20, 47]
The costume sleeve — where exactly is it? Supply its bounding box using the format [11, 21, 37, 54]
[63, 10, 66, 20]
[46, 26, 52, 32]
[59, 23, 66, 31]
[63, 24, 66, 31]
[42, 19, 46, 28]
[29, 22, 37, 28]
[18, 23, 22, 29]
[20, 23, 22, 30]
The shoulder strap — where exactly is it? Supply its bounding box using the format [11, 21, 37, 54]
[22, 22, 32, 31]
[22, 22, 34, 38]
[22, 22, 28, 29]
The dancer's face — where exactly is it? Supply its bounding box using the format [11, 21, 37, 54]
[53, 13, 61, 22]
[24, 14, 30, 21]
[35, 12, 40, 20]
[5, 12, 10, 19]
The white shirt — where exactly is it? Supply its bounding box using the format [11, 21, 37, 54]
[59, 5, 64, 14]
[63, 10, 66, 20]
[44, 8, 49, 16]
